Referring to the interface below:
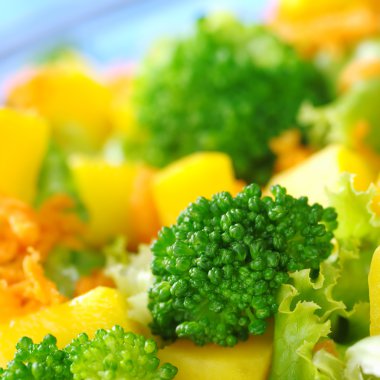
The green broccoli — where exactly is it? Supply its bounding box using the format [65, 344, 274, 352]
[130, 14, 330, 184]
[148, 183, 337, 346]
[0, 335, 71, 380]
[0, 327, 178, 380]
[67, 326, 177, 380]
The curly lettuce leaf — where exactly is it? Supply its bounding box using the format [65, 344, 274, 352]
[326, 174, 379, 320]
[269, 251, 370, 380]
[326, 174, 380, 242]
[340, 302, 370, 344]
[332, 240, 372, 309]
[104, 238, 153, 325]
[269, 263, 345, 380]
[313, 349, 346, 380]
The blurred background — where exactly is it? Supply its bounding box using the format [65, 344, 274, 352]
[0, 0, 266, 85]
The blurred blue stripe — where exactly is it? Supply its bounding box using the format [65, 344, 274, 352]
[0, 0, 266, 83]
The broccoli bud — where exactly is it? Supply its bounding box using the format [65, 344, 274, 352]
[67, 326, 177, 380]
[149, 184, 337, 346]
[0, 327, 177, 380]
[0, 335, 72, 380]
[131, 14, 329, 184]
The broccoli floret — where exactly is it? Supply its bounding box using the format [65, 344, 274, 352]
[131, 14, 329, 184]
[148, 183, 337, 346]
[0, 335, 71, 380]
[0, 327, 177, 380]
[67, 326, 177, 380]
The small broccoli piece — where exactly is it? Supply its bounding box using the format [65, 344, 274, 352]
[148, 183, 337, 346]
[1, 327, 177, 380]
[0, 335, 71, 380]
[130, 14, 329, 184]
[66, 326, 177, 380]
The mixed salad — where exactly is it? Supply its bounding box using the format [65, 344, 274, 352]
[1, 0, 380, 379]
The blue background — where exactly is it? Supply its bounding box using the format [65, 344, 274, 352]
[0, 0, 267, 83]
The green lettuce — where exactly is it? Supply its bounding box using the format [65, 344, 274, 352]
[300, 78, 380, 152]
[327, 174, 380, 312]
[44, 247, 104, 297]
[269, 262, 345, 380]
[34, 141, 87, 220]
[326, 174, 380, 242]
[269, 251, 370, 379]
[104, 238, 153, 326]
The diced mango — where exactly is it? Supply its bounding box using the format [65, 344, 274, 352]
[276, 0, 364, 20]
[7, 68, 112, 152]
[268, 144, 375, 206]
[272, 0, 380, 55]
[129, 166, 161, 249]
[152, 152, 238, 227]
[159, 331, 273, 380]
[369, 246, 380, 335]
[0, 287, 141, 367]
[70, 157, 138, 245]
[0, 108, 49, 202]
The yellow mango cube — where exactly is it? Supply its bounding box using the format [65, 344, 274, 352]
[0, 108, 49, 202]
[0, 287, 142, 367]
[159, 331, 273, 380]
[152, 152, 238, 227]
[7, 67, 112, 152]
[369, 247, 380, 335]
[70, 157, 138, 245]
[268, 144, 375, 206]
[277, 0, 360, 19]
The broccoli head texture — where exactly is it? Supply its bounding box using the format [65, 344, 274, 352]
[67, 325, 177, 380]
[148, 183, 337, 346]
[131, 14, 329, 184]
[0, 335, 71, 380]
[0, 327, 177, 380]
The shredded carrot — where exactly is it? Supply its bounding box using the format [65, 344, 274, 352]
[128, 166, 161, 250]
[35, 194, 84, 259]
[0, 252, 65, 323]
[270, 129, 314, 173]
[313, 339, 339, 357]
[0, 193, 83, 322]
[270, 1, 380, 56]
[74, 269, 115, 297]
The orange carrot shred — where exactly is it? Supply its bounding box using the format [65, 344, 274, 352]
[0, 193, 83, 323]
[74, 269, 115, 297]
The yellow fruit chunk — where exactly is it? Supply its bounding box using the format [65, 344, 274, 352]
[159, 331, 273, 380]
[369, 247, 380, 335]
[0, 108, 49, 202]
[129, 166, 161, 249]
[70, 157, 138, 245]
[268, 144, 375, 206]
[152, 152, 237, 227]
[0, 287, 141, 367]
[276, 0, 363, 20]
[7, 67, 112, 152]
